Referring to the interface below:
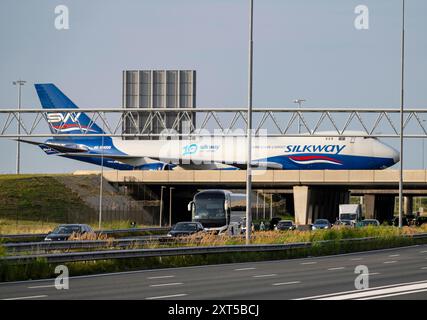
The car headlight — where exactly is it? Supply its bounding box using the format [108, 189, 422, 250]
[44, 237, 52, 241]
[167, 233, 172, 237]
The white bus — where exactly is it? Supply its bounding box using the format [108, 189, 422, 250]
[188, 190, 246, 235]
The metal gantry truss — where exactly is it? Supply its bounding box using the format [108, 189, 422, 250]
[1, 107, 427, 138]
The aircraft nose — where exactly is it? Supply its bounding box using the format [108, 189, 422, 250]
[392, 148, 400, 164]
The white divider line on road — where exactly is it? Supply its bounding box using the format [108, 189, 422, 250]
[389, 254, 400, 257]
[28, 285, 56, 289]
[320, 282, 427, 300]
[2, 295, 48, 300]
[253, 274, 277, 278]
[147, 275, 175, 280]
[235, 267, 256, 271]
[327, 267, 345, 271]
[384, 261, 398, 264]
[149, 282, 183, 288]
[295, 279, 427, 300]
[301, 262, 317, 265]
[145, 293, 187, 300]
[272, 281, 301, 286]
[350, 258, 363, 261]
[357, 288, 427, 300]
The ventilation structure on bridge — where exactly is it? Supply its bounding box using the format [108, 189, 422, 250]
[122, 70, 196, 140]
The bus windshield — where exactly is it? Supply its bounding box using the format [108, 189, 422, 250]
[193, 193, 226, 221]
[193, 192, 227, 228]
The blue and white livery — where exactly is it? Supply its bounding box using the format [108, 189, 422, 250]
[19, 83, 400, 171]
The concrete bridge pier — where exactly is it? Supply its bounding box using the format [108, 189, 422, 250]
[293, 186, 350, 225]
[404, 196, 413, 215]
[363, 194, 396, 222]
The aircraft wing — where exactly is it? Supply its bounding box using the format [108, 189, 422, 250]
[17, 139, 88, 154]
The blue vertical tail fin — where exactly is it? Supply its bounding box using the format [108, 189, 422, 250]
[35, 83, 104, 135]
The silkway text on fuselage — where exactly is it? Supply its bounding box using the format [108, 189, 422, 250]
[284, 144, 346, 154]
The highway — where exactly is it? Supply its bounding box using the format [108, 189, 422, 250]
[1, 245, 427, 300]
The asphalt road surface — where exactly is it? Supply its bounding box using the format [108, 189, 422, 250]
[1, 244, 427, 300]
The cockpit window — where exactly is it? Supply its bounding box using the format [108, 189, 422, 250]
[338, 137, 345, 141]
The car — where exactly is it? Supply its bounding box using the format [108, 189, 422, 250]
[275, 220, 296, 231]
[167, 222, 204, 237]
[312, 219, 331, 230]
[269, 217, 282, 230]
[357, 219, 380, 227]
[392, 216, 409, 227]
[334, 219, 355, 227]
[44, 224, 93, 241]
[415, 216, 427, 226]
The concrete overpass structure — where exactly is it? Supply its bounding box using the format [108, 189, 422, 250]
[74, 170, 427, 225]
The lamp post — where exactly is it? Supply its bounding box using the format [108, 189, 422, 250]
[293, 99, 306, 134]
[12, 80, 26, 174]
[98, 117, 105, 229]
[245, 0, 254, 245]
[398, 0, 405, 228]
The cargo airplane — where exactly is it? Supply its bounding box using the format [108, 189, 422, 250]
[18, 83, 400, 171]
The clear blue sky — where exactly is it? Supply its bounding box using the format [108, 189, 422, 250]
[0, 0, 426, 173]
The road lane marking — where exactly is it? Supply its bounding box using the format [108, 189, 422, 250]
[2, 295, 47, 300]
[253, 274, 277, 278]
[149, 282, 183, 287]
[235, 267, 256, 271]
[147, 275, 175, 280]
[350, 258, 363, 261]
[28, 285, 56, 289]
[384, 261, 398, 264]
[421, 267, 427, 270]
[328, 267, 345, 271]
[301, 262, 317, 265]
[389, 254, 400, 257]
[272, 281, 301, 286]
[319, 282, 427, 300]
[295, 279, 427, 300]
[146, 293, 187, 300]
[358, 288, 427, 300]
[420, 251, 427, 253]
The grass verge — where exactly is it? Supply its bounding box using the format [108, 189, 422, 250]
[1, 228, 426, 282]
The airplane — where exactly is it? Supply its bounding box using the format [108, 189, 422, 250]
[18, 83, 400, 171]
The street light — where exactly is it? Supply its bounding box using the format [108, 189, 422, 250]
[98, 116, 105, 229]
[293, 99, 306, 134]
[398, 0, 405, 228]
[245, 0, 254, 245]
[12, 80, 26, 174]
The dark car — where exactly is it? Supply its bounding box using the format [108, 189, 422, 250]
[392, 216, 409, 227]
[334, 219, 355, 227]
[357, 219, 380, 227]
[312, 219, 332, 230]
[167, 222, 204, 237]
[275, 220, 296, 231]
[415, 216, 427, 226]
[269, 217, 283, 230]
[44, 224, 93, 241]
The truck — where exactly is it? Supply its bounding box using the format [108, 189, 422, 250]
[338, 204, 362, 225]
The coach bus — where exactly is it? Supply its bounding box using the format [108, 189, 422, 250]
[188, 190, 246, 235]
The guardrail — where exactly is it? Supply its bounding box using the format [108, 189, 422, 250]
[3, 233, 427, 264]
[0, 227, 170, 242]
[4, 235, 170, 253]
